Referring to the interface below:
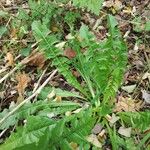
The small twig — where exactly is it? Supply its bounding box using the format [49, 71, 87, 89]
[0, 69, 57, 126]
[0, 2, 6, 11]
[6, 16, 12, 27]
[33, 66, 49, 93]
[0, 129, 7, 138]
[0, 67, 7, 74]
[0, 66, 19, 84]
[144, 51, 150, 71]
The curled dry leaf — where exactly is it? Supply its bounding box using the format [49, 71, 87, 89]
[5, 52, 14, 67]
[16, 72, 31, 102]
[114, 97, 143, 112]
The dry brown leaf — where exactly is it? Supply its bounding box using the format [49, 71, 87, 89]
[114, 97, 143, 112]
[27, 52, 46, 68]
[5, 52, 14, 67]
[16, 72, 31, 102]
[64, 48, 76, 59]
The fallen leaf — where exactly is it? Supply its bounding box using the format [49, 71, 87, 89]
[103, 0, 114, 8]
[92, 124, 103, 134]
[97, 129, 106, 143]
[5, 52, 14, 67]
[55, 41, 66, 49]
[6, 0, 12, 6]
[64, 48, 76, 59]
[27, 52, 46, 68]
[65, 33, 75, 40]
[121, 84, 136, 93]
[118, 127, 131, 137]
[98, 129, 106, 138]
[16, 72, 31, 102]
[142, 72, 150, 81]
[86, 134, 102, 148]
[114, 0, 123, 11]
[123, 6, 133, 15]
[114, 97, 143, 112]
[141, 90, 150, 104]
[107, 113, 120, 125]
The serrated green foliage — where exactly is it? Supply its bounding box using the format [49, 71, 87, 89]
[119, 111, 150, 131]
[145, 20, 150, 31]
[101, 15, 127, 102]
[67, 15, 127, 102]
[72, 0, 104, 15]
[0, 116, 55, 150]
[31, 20, 87, 96]
[39, 86, 84, 100]
[49, 109, 95, 148]
[0, 26, 7, 38]
[0, 101, 79, 130]
[64, 12, 81, 30]
[52, 57, 88, 97]
[0, 109, 95, 150]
